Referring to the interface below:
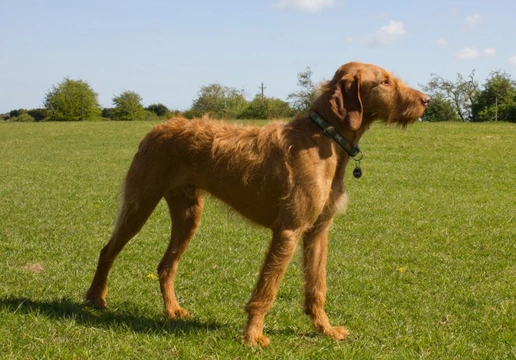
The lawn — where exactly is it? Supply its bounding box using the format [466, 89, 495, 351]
[0, 120, 515, 359]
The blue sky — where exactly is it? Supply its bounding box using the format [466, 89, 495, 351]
[2, 0, 515, 112]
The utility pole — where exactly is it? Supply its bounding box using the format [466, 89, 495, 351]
[259, 82, 266, 99]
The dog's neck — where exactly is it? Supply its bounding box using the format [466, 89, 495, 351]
[309, 112, 362, 159]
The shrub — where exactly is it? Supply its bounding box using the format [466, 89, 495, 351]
[44, 78, 102, 121]
[144, 110, 161, 122]
[111, 91, 145, 121]
[10, 113, 35, 122]
[27, 108, 49, 122]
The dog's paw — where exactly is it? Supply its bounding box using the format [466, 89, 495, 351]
[242, 333, 270, 347]
[331, 326, 350, 341]
[84, 291, 107, 308]
[314, 322, 350, 341]
[165, 307, 190, 319]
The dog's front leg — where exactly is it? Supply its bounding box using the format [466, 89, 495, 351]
[303, 220, 349, 341]
[243, 228, 302, 347]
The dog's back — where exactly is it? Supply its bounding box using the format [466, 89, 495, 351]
[132, 118, 296, 226]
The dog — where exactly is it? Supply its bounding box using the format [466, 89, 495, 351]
[85, 62, 430, 346]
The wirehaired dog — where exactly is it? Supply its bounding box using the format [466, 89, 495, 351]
[85, 62, 430, 346]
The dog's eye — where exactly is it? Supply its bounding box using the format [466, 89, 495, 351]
[381, 80, 390, 86]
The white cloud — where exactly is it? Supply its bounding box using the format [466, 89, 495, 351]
[508, 56, 516, 66]
[436, 38, 448, 47]
[273, 0, 336, 13]
[456, 47, 480, 60]
[483, 47, 496, 57]
[455, 46, 496, 60]
[464, 13, 484, 27]
[366, 20, 407, 47]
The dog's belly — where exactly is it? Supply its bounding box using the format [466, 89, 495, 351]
[201, 181, 280, 228]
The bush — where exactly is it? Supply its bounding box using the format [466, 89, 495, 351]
[146, 103, 172, 118]
[27, 108, 49, 122]
[111, 91, 145, 121]
[189, 83, 247, 119]
[421, 93, 460, 122]
[238, 96, 268, 119]
[144, 110, 161, 122]
[238, 96, 294, 120]
[102, 108, 114, 119]
[10, 113, 35, 122]
[267, 98, 295, 119]
[44, 78, 102, 121]
[9, 109, 26, 118]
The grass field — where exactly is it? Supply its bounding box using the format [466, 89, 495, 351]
[0, 120, 515, 359]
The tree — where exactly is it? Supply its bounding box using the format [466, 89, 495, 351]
[27, 108, 49, 122]
[238, 95, 294, 119]
[238, 95, 268, 119]
[267, 97, 295, 119]
[9, 113, 35, 122]
[287, 67, 319, 113]
[421, 93, 461, 122]
[472, 70, 516, 122]
[111, 91, 145, 121]
[189, 83, 247, 119]
[146, 103, 171, 118]
[102, 108, 114, 119]
[44, 78, 101, 121]
[421, 71, 478, 122]
[9, 109, 25, 118]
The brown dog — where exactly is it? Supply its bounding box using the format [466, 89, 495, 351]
[85, 62, 429, 346]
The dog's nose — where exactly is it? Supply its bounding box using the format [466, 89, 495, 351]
[422, 95, 431, 106]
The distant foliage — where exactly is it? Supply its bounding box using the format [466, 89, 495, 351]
[472, 70, 516, 122]
[267, 97, 296, 119]
[421, 70, 516, 123]
[143, 110, 161, 122]
[27, 108, 49, 122]
[102, 108, 113, 119]
[421, 93, 461, 122]
[9, 113, 35, 122]
[146, 103, 172, 118]
[421, 71, 478, 122]
[10, 65, 516, 124]
[9, 109, 25, 118]
[238, 95, 294, 119]
[111, 91, 145, 121]
[287, 67, 319, 113]
[5, 108, 47, 122]
[189, 83, 247, 119]
[44, 78, 102, 121]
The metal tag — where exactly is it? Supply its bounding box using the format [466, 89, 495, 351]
[353, 166, 362, 179]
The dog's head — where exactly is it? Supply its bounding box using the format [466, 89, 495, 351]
[315, 62, 430, 131]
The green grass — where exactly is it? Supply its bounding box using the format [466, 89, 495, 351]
[1, 120, 515, 359]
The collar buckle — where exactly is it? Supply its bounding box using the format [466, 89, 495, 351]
[310, 112, 362, 158]
[323, 126, 337, 138]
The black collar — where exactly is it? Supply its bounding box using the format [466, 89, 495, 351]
[309, 112, 361, 158]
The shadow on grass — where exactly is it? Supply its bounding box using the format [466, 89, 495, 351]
[0, 296, 222, 335]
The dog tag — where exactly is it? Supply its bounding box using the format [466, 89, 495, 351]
[353, 166, 362, 179]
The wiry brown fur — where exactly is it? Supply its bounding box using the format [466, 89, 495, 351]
[85, 62, 430, 346]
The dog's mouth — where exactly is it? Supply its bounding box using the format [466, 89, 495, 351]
[390, 93, 430, 125]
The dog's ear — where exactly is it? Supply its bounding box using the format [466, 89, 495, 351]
[331, 72, 363, 131]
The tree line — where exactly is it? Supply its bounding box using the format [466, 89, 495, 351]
[421, 70, 516, 122]
[3, 72, 310, 122]
[4, 67, 516, 122]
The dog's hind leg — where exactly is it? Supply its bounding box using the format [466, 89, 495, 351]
[243, 227, 303, 347]
[85, 163, 165, 308]
[158, 186, 203, 319]
[303, 220, 349, 341]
